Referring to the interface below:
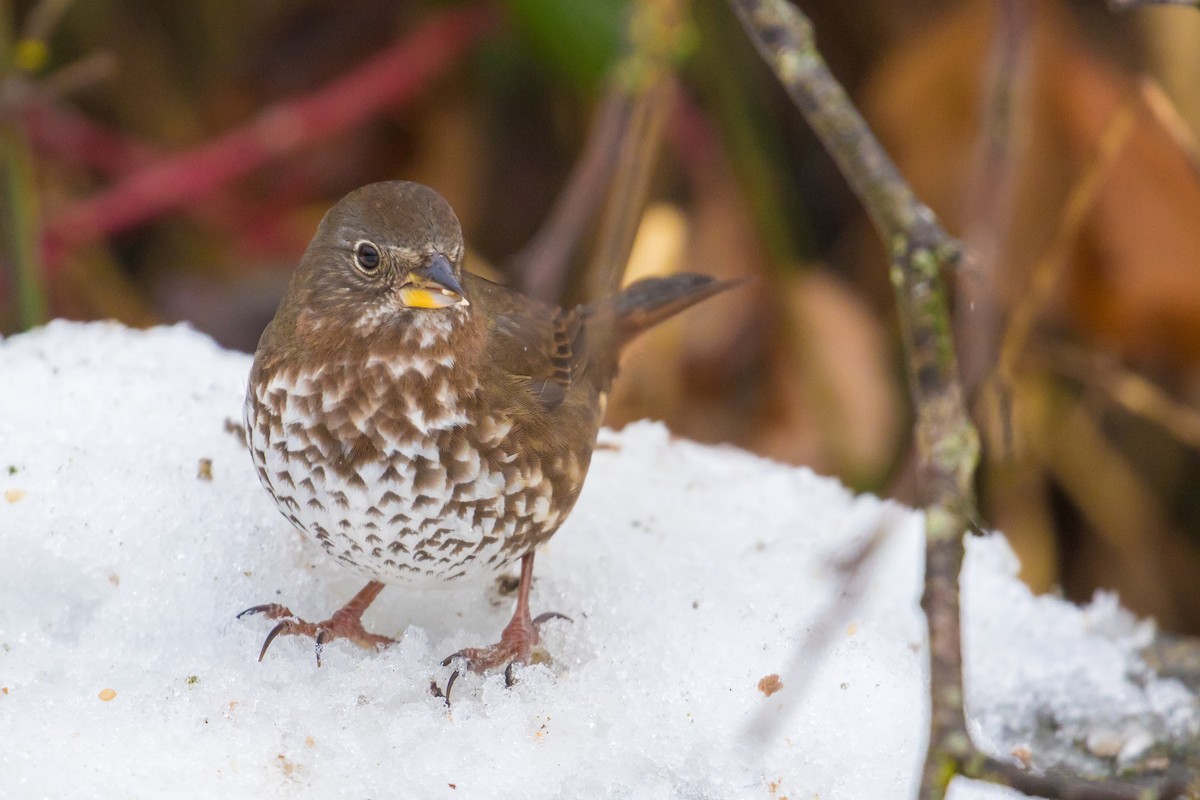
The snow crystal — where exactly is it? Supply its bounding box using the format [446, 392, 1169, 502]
[0, 321, 1194, 799]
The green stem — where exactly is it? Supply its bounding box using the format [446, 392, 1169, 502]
[0, 0, 12, 66]
[1, 123, 48, 330]
[3, 0, 49, 329]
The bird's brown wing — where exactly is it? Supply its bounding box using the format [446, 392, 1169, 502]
[466, 271, 738, 414]
[464, 273, 582, 413]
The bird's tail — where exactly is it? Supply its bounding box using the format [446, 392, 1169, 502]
[581, 273, 741, 385]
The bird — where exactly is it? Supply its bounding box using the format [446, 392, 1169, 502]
[239, 180, 733, 679]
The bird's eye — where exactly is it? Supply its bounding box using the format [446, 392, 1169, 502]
[354, 241, 381, 272]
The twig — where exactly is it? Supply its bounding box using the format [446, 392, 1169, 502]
[41, 5, 494, 268]
[728, 7, 976, 794]
[584, 74, 672, 302]
[512, 0, 688, 305]
[1, 0, 48, 329]
[1108, 0, 1199, 10]
[729, 1, 1194, 799]
[511, 89, 631, 303]
[1033, 341, 1200, 451]
[0, 120, 46, 328]
[0, 0, 9, 69]
[962, 757, 1193, 800]
[20, 100, 155, 175]
[958, 0, 1032, 398]
[990, 77, 1200, 462]
[34, 50, 114, 99]
[18, 0, 71, 43]
[996, 89, 1139, 401]
[585, 0, 690, 302]
[19, 99, 313, 260]
[1034, 379, 1183, 618]
[1138, 78, 1200, 180]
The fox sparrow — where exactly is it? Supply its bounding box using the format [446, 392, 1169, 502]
[240, 181, 731, 678]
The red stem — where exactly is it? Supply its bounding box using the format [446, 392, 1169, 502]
[42, 5, 495, 268]
[24, 102, 312, 260]
[22, 102, 156, 176]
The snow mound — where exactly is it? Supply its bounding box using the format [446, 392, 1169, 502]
[0, 321, 1194, 799]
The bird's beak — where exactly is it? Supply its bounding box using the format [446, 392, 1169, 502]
[397, 253, 468, 309]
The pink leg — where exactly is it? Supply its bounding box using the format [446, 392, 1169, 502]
[239, 580, 395, 666]
[440, 552, 569, 695]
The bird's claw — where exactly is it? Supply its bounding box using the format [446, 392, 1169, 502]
[260, 619, 291, 662]
[442, 669, 461, 705]
[237, 602, 294, 620]
[437, 611, 572, 703]
[248, 615, 324, 663]
[237, 589, 395, 666]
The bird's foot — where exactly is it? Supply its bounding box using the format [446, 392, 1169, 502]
[440, 610, 570, 700]
[238, 581, 394, 665]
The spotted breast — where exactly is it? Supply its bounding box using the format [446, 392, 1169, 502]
[245, 306, 586, 588]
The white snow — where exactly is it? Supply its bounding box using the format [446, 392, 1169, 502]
[0, 321, 1194, 799]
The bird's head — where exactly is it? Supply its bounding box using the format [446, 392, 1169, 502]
[284, 181, 471, 340]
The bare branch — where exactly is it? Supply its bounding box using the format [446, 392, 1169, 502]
[966, 755, 1193, 800]
[584, 74, 672, 302]
[1108, 0, 1199, 11]
[18, 0, 72, 44]
[958, 0, 1033, 398]
[996, 89, 1139, 409]
[512, 91, 631, 303]
[728, 3, 977, 795]
[512, 0, 687, 305]
[1138, 78, 1200, 180]
[1033, 341, 1200, 451]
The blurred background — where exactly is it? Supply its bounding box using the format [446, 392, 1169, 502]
[3, 0, 1200, 634]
